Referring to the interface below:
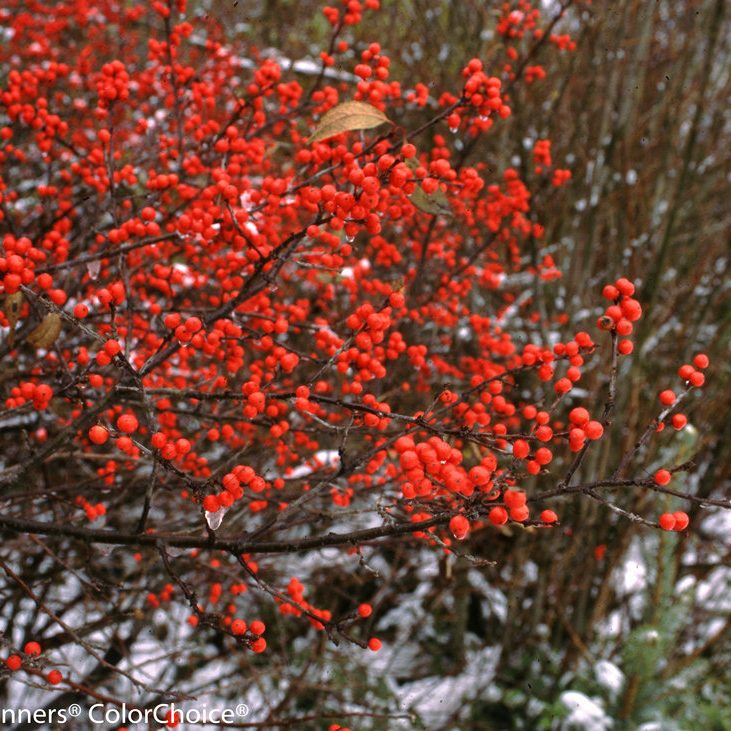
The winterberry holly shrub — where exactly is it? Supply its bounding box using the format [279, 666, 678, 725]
[0, 0, 728, 726]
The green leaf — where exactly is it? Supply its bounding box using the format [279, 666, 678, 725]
[409, 184, 452, 216]
[309, 101, 392, 144]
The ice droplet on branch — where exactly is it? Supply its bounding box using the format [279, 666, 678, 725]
[205, 506, 228, 530]
[87, 259, 101, 279]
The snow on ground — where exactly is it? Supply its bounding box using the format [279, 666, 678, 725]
[594, 660, 625, 697]
[390, 645, 502, 727]
[286, 449, 340, 479]
[560, 690, 613, 730]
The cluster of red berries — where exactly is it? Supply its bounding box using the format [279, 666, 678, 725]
[151, 432, 192, 461]
[0, 235, 39, 294]
[202, 464, 266, 513]
[658, 511, 689, 532]
[678, 353, 709, 386]
[533, 139, 552, 169]
[524, 65, 547, 84]
[497, 5, 541, 40]
[4, 642, 62, 684]
[323, 0, 380, 27]
[4, 641, 41, 674]
[354, 42, 391, 82]
[146, 583, 174, 609]
[656, 353, 709, 432]
[230, 618, 267, 653]
[277, 577, 332, 632]
[6, 381, 52, 410]
[651, 353, 710, 528]
[449, 499, 558, 541]
[96, 60, 130, 106]
[565, 407, 604, 452]
[551, 169, 572, 187]
[396, 434, 495, 500]
[87, 415, 139, 458]
[95, 281, 126, 308]
[522, 331, 594, 396]
[460, 58, 511, 127]
[87, 413, 138, 445]
[95, 338, 123, 366]
[597, 277, 642, 354]
[75, 495, 106, 522]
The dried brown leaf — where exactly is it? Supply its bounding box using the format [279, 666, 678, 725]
[309, 101, 392, 144]
[27, 313, 62, 349]
[4, 292, 23, 331]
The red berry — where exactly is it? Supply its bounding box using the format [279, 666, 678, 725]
[659, 390, 676, 406]
[47, 670, 63, 684]
[489, 506, 508, 526]
[583, 420, 604, 440]
[358, 603, 373, 618]
[231, 619, 247, 635]
[534, 447, 552, 465]
[678, 364, 694, 380]
[6, 655, 22, 671]
[615, 319, 632, 336]
[671, 414, 687, 430]
[554, 377, 572, 393]
[185, 316, 202, 332]
[249, 620, 266, 635]
[692, 353, 709, 369]
[617, 339, 633, 355]
[615, 277, 635, 296]
[688, 371, 705, 387]
[164, 313, 181, 329]
[116, 414, 139, 433]
[512, 439, 530, 459]
[672, 511, 689, 531]
[251, 638, 267, 653]
[367, 638, 382, 652]
[658, 513, 676, 531]
[104, 339, 122, 357]
[510, 505, 530, 522]
[280, 352, 299, 372]
[23, 641, 41, 656]
[449, 514, 470, 540]
[468, 465, 491, 485]
[88, 425, 109, 445]
[568, 407, 590, 425]
[540, 509, 558, 524]
[389, 291, 405, 307]
[654, 469, 671, 486]
[400, 451, 419, 470]
[620, 298, 642, 321]
[202, 495, 220, 512]
[504, 490, 527, 508]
